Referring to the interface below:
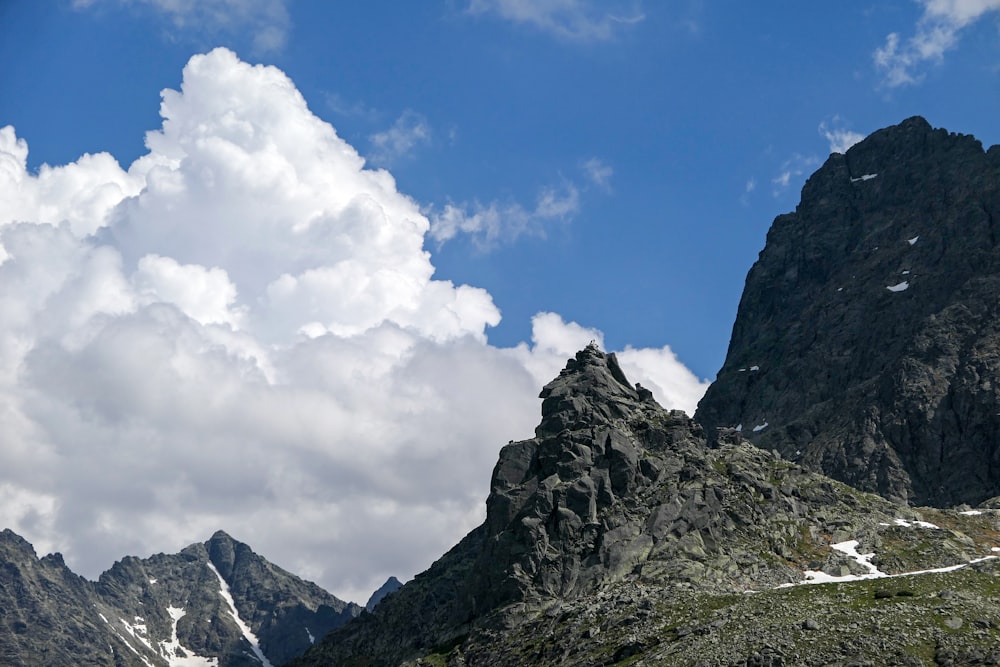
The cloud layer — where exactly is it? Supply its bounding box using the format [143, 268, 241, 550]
[0, 48, 707, 603]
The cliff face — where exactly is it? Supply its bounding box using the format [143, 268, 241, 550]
[696, 116, 1000, 507]
[293, 345, 1000, 667]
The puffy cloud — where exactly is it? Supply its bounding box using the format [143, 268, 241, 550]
[0, 126, 144, 239]
[466, 0, 645, 41]
[133, 255, 243, 327]
[0, 48, 706, 605]
[874, 0, 1000, 87]
[428, 182, 579, 250]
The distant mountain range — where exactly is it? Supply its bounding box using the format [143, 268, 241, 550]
[3, 116, 999, 666]
[0, 529, 361, 666]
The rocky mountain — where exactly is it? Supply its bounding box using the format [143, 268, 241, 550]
[0, 529, 361, 666]
[290, 345, 1000, 666]
[365, 577, 403, 612]
[7, 117, 1000, 666]
[696, 116, 1000, 507]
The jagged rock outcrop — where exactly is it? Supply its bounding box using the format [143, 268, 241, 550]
[292, 345, 998, 666]
[696, 116, 1000, 507]
[0, 529, 361, 666]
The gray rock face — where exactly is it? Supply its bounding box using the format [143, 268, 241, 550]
[0, 529, 361, 666]
[696, 116, 1000, 507]
[291, 345, 969, 667]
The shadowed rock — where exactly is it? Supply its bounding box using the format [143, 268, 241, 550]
[696, 116, 1000, 507]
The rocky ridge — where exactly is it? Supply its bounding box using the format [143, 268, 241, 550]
[696, 116, 1000, 507]
[291, 345, 1000, 666]
[0, 529, 361, 666]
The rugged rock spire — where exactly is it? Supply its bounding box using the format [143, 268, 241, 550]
[696, 116, 1000, 506]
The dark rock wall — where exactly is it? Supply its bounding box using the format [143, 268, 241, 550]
[696, 116, 1000, 506]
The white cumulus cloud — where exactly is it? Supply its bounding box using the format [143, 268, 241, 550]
[0, 48, 707, 605]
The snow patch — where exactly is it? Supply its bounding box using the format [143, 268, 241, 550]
[149, 578, 157, 584]
[159, 606, 219, 667]
[752, 422, 768, 433]
[750, 365, 760, 372]
[899, 518, 939, 529]
[850, 173, 878, 182]
[101, 615, 155, 667]
[959, 510, 983, 516]
[833, 540, 883, 575]
[781, 535, 998, 589]
[908, 236, 919, 245]
[305, 627, 315, 644]
[120, 615, 154, 653]
[887, 281, 909, 292]
[207, 562, 274, 667]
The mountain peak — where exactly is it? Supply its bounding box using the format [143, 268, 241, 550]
[536, 344, 653, 437]
[696, 117, 1000, 505]
[209, 528, 235, 542]
[365, 576, 403, 611]
[206, 529, 243, 579]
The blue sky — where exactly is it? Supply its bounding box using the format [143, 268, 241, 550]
[0, 0, 997, 603]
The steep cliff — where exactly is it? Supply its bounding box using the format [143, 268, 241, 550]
[696, 116, 1000, 506]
